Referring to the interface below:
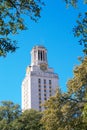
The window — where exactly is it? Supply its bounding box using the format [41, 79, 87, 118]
[38, 79, 41, 84]
[39, 89, 41, 92]
[41, 51, 42, 61]
[39, 97, 41, 100]
[44, 79, 46, 84]
[49, 90, 51, 93]
[38, 50, 41, 60]
[44, 85, 46, 88]
[44, 89, 46, 92]
[49, 80, 51, 85]
[44, 97, 47, 100]
[44, 93, 46, 97]
[43, 51, 45, 61]
[39, 92, 41, 95]
[39, 106, 42, 111]
[49, 86, 51, 89]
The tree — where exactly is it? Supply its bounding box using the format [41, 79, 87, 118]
[41, 89, 83, 130]
[41, 89, 66, 130]
[67, 56, 87, 99]
[82, 102, 87, 130]
[0, 101, 45, 130]
[73, 12, 87, 54]
[0, 0, 44, 57]
[41, 56, 87, 130]
[66, 56, 87, 129]
[0, 101, 21, 130]
[64, 0, 87, 54]
[12, 109, 44, 130]
[14, 1, 86, 129]
[64, 0, 87, 7]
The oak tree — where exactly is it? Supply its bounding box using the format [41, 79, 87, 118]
[41, 56, 87, 130]
[64, 0, 87, 54]
[0, 101, 21, 130]
[0, 0, 44, 57]
[12, 109, 44, 130]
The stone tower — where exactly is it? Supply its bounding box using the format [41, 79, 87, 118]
[22, 45, 58, 111]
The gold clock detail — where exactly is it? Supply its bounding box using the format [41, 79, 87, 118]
[40, 64, 47, 71]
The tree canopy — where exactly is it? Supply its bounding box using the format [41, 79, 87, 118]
[64, 0, 87, 7]
[0, 101, 44, 130]
[0, 0, 44, 57]
[41, 56, 87, 130]
[0, 101, 21, 130]
[12, 109, 44, 130]
[64, 0, 87, 54]
[0, 0, 87, 57]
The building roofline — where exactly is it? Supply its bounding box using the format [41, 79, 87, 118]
[32, 45, 47, 50]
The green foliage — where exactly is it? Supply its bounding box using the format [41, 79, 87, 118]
[41, 89, 63, 130]
[64, 0, 87, 54]
[0, 101, 44, 130]
[41, 89, 83, 130]
[64, 0, 87, 7]
[41, 56, 87, 130]
[0, 0, 44, 57]
[81, 99, 87, 130]
[73, 13, 87, 54]
[0, 38, 17, 57]
[0, 101, 21, 130]
[67, 56, 87, 98]
[64, 0, 78, 8]
[12, 109, 44, 130]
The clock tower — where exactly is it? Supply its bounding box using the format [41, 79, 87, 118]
[22, 45, 58, 111]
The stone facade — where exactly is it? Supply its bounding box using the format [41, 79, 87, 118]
[22, 45, 58, 111]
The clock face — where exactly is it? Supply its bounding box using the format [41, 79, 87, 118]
[40, 64, 47, 71]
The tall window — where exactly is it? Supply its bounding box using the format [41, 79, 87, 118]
[44, 79, 47, 100]
[44, 79, 46, 84]
[41, 51, 42, 61]
[43, 51, 45, 61]
[38, 79, 41, 84]
[49, 80, 52, 97]
[49, 80, 51, 85]
[38, 78, 41, 111]
[38, 50, 41, 60]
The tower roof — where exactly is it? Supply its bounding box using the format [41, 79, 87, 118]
[33, 45, 47, 50]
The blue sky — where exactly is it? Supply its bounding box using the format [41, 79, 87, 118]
[0, 0, 86, 107]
